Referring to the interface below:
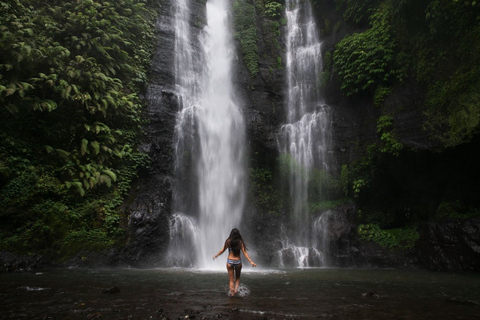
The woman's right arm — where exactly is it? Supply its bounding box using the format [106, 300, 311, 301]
[212, 240, 227, 260]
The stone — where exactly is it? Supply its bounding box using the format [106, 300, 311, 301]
[102, 287, 120, 294]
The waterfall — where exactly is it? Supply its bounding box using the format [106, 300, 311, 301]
[169, 0, 246, 269]
[166, 213, 198, 267]
[277, 0, 332, 267]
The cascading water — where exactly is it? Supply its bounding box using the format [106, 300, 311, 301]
[277, 0, 333, 267]
[169, 0, 246, 269]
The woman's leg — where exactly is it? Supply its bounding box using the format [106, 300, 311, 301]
[227, 263, 235, 296]
[234, 264, 242, 294]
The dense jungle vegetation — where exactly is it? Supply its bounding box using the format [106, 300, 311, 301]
[321, 0, 480, 247]
[245, 0, 480, 250]
[0, 0, 160, 258]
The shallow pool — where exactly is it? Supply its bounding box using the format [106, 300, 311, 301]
[1, 267, 479, 319]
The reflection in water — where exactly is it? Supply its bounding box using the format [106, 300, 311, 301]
[1, 268, 479, 319]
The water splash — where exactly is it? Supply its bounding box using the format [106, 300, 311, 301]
[171, 0, 246, 269]
[167, 213, 198, 267]
[225, 284, 250, 297]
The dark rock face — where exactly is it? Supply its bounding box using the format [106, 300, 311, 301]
[0, 251, 47, 273]
[118, 1, 479, 272]
[121, 0, 178, 266]
[242, 204, 284, 266]
[233, 7, 286, 263]
[307, 204, 410, 269]
[120, 0, 208, 266]
[314, 206, 415, 269]
[235, 33, 285, 160]
[415, 219, 480, 272]
[316, 3, 437, 164]
[316, 207, 480, 271]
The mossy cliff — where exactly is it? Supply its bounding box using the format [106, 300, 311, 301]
[235, 0, 480, 270]
[1, 0, 480, 271]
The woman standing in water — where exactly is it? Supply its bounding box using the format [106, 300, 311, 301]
[213, 228, 256, 296]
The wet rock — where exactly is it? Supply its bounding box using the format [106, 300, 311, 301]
[445, 297, 480, 306]
[362, 291, 380, 299]
[102, 287, 120, 294]
[415, 218, 480, 272]
[86, 313, 102, 320]
[183, 308, 200, 315]
[0, 251, 48, 272]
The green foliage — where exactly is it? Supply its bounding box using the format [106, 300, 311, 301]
[233, 0, 259, 77]
[308, 199, 351, 214]
[263, 20, 282, 55]
[373, 85, 392, 108]
[424, 66, 480, 147]
[334, 0, 381, 26]
[264, 0, 283, 18]
[319, 51, 332, 87]
[352, 179, 365, 198]
[377, 115, 403, 156]
[250, 166, 281, 216]
[345, 114, 403, 200]
[358, 224, 419, 249]
[334, 7, 404, 96]
[330, 0, 480, 236]
[321, 18, 331, 35]
[357, 208, 395, 228]
[435, 201, 480, 220]
[0, 0, 158, 258]
[334, 21, 342, 33]
[278, 153, 299, 177]
[62, 228, 114, 255]
[387, 0, 480, 148]
[278, 153, 344, 203]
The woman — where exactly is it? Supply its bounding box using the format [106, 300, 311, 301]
[213, 228, 256, 296]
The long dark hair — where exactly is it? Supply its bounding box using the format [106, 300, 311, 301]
[226, 228, 246, 256]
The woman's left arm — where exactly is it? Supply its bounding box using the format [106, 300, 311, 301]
[241, 243, 257, 267]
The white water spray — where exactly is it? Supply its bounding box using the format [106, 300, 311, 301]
[170, 0, 246, 269]
[277, 0, 332, 267]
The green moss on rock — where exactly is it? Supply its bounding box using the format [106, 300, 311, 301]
[233, 0, 259, 77]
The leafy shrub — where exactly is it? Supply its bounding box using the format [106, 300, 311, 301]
[264, 0, 283, 18]
[377, 115, 403, 156]
[334, 9, 403, 96]
[424, 66, 480, 147]
[0, 0, 158, 258]
[358, 223, 419, 249]
[435, 201, 480, 220]
[334, 0, 381, 26]
[250, 166, 281, 216]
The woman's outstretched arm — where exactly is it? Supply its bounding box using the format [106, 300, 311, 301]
[241, 243, 257, 267]
[212, 240, 228, 260]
